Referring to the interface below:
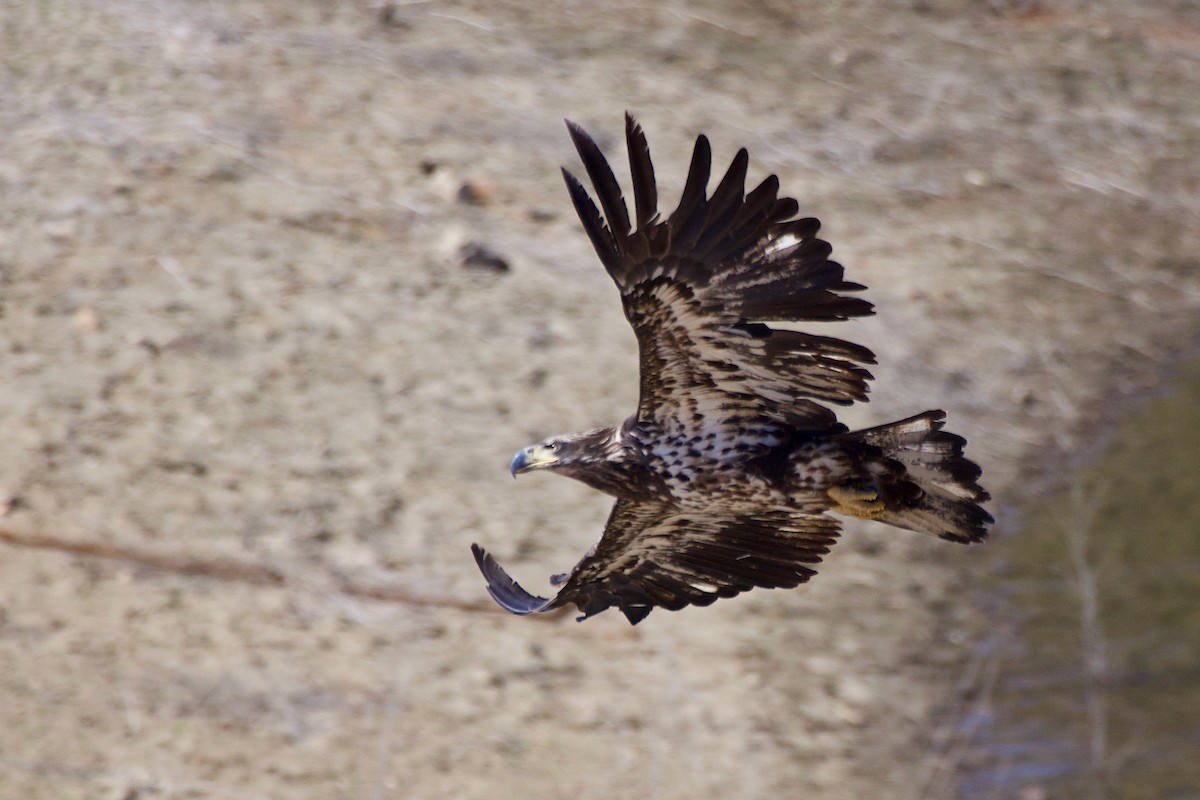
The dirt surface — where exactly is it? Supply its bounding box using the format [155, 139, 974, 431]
[2, 2, 1199, 798]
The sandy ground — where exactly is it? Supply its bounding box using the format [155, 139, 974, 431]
[2, 1, 1199, 798]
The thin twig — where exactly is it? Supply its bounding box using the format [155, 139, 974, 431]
[0, 527, 495, 614]
[1062, 480, 1110, 798]
[905, 630, 1007, 800]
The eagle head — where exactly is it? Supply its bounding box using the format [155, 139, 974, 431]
[510, 427, 623, 477]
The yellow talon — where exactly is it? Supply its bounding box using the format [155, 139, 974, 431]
[828, 484, 886, 519]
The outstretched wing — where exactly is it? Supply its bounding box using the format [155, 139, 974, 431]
[562, 114, 876, 446]
[471, 499, 841, 624]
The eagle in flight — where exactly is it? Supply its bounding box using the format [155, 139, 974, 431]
[471, 115, 991, 624]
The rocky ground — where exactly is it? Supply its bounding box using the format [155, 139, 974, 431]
[1, 1, 1199, 798]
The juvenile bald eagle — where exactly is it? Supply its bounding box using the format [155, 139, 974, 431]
[471, 115, 991, 624]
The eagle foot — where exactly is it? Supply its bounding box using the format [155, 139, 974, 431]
[828, 484, 886, 519]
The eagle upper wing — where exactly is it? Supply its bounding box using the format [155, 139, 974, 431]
[471, 499, 841, 624]
[562, 115, 876, 439]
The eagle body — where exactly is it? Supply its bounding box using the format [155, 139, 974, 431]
[472, 116, 992, 624]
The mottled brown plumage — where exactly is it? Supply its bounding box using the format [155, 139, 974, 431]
[471, 115, 992, 624]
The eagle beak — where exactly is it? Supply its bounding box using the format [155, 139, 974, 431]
[510, 444, 558, 476]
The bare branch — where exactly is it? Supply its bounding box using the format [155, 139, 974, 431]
[0, 527, 497, 614]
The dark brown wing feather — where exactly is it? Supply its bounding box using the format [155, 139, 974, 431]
[562, 115, 875, 436]
[625, 114, 658, 230]
[472, 500, 841, 624]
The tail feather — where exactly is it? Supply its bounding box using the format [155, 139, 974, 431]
[846, 410, 992, 543]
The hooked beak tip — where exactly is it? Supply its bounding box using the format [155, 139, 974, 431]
[509, 449, 529, 477]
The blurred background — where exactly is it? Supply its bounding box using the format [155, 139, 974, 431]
[1, 1, 1198, 798]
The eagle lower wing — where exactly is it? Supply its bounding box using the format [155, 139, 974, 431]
[471, 499, 841, 624]
[562, 115, 876, 439]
